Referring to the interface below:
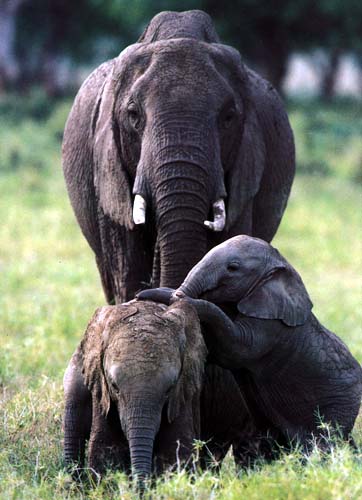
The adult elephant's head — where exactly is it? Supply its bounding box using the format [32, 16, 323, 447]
[92, 14, 258, 288]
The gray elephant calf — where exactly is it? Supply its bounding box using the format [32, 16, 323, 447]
[63, 300, 247, 483]
[138, 235, 362, 454]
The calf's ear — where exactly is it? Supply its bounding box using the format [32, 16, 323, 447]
[93, 58, 134, 230]
[80, 307, 114, 416]
[237, 250, 313, 327]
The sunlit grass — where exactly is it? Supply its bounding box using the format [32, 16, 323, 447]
[0, 166, 103, 385]
[275, 176, 362, 360]
[0, 98, 361, 498]
[288, 98, 362, 182]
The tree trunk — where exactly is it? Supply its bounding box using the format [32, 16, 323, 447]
[254, 23, 289, 95]
[320, 48, 342, 101]
[41, 51, 63, 97]
[261, 46, 289, 94]
[0, 0, 27, 90]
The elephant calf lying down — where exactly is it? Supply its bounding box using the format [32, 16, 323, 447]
[138, 235, 362, 452]
[63, 300, 247, 482]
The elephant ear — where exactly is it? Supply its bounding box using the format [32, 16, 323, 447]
[207, 45, 266, 232]
[93, 57, 133, 230]
[226, 94, 266, 232]
[80, 307, 114, 416]
[213, 44, 291, 237]
[237, 249, 313, 327]
[163, 301, 207, 423]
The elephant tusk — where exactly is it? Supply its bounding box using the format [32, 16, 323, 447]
[133, 195, 147, 225]
[204, 198, 226, 232]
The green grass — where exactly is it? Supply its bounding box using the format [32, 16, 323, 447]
[0, 97, 361, 499]
[287, 97, 362, 182]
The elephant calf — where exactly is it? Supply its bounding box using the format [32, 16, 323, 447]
[63, 300, 247, 484]
[138, 235, 362, 454]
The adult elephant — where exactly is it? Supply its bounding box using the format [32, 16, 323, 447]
[62, 10, 295, 304]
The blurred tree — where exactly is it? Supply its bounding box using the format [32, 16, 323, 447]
[16, 0, 117, 95]
[313, 0, 362, 99]
[14, 0, 203, 94]
[203, 0, 362, 96]
[8, 0, 362, 96]
[0, 0, 29, 90]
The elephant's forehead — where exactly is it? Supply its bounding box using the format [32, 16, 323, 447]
[144, 11, 215, 42]
[106, 329, 180, 366]
[136, 41, 227, 95]
[104, 303, 181, 362]
[210, 235, 269, 259]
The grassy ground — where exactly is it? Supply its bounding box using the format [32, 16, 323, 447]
[0, 95, 361, 499]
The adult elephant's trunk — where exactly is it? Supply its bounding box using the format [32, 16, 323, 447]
[133, 117, 226, 289]
[156, 160, 210, 288]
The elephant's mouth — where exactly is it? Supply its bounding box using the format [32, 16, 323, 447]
[200, 283, 226, 302]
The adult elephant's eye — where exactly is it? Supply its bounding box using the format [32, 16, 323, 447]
[222, 107, 236, 129]
[127, 103, 141, 130]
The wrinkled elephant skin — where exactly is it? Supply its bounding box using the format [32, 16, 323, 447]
[62, 10, 295, 304]
[138, 235, 362, 451]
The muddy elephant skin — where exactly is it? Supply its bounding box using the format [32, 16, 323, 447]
[63, 300, 248, 483]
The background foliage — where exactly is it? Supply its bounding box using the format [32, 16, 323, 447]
[1, 0, 361, 96]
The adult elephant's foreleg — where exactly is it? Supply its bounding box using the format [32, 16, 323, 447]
[97, 213, 153, 303]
